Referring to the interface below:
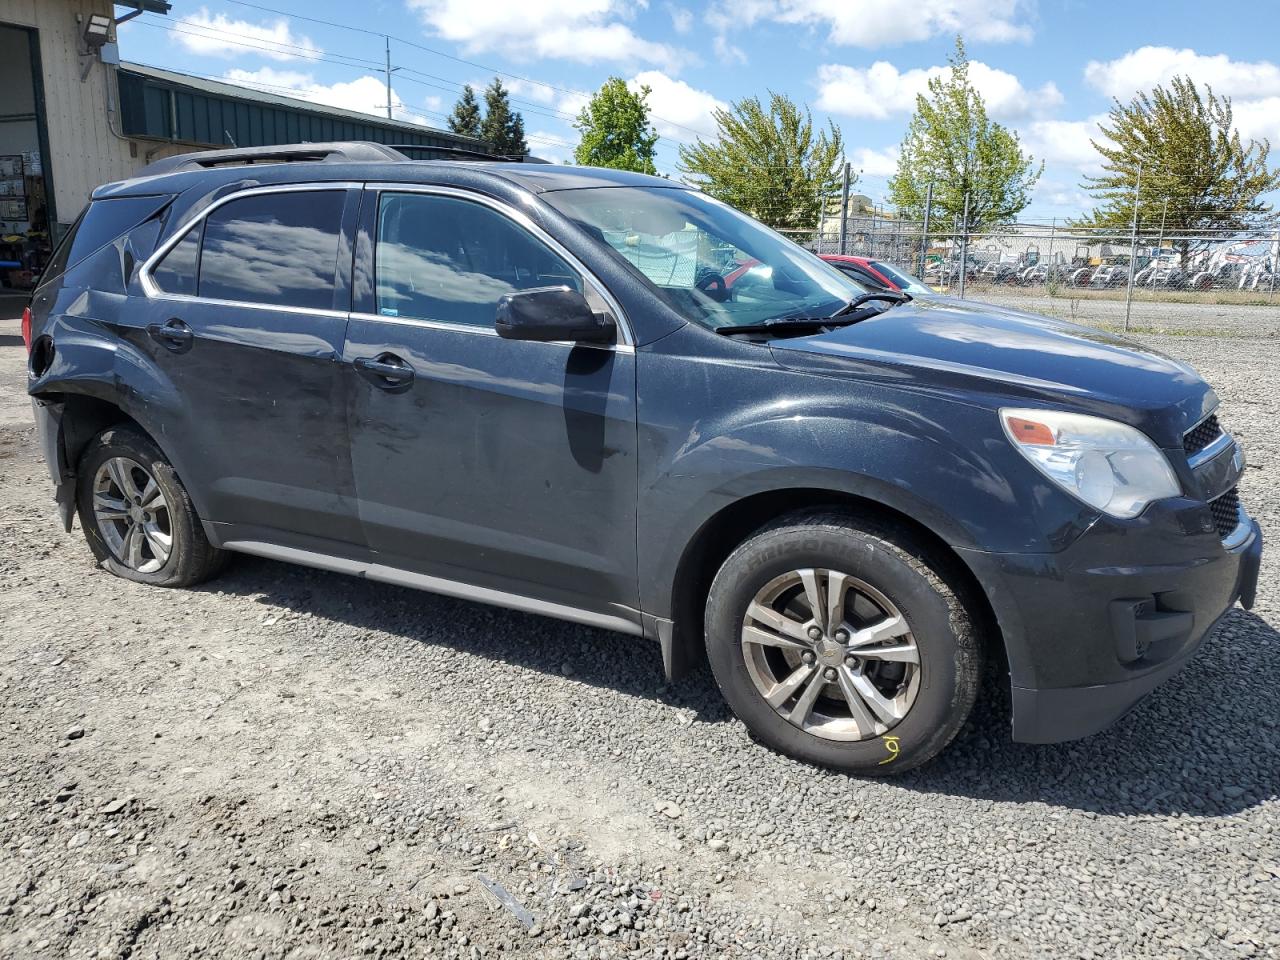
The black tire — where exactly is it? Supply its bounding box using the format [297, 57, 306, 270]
[76, 424, 227, 588]
[704, 511, 982, 776]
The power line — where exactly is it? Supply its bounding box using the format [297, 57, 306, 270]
[187, 0, 712, 141]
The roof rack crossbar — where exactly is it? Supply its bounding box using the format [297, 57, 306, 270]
[140, 141, 408, 178]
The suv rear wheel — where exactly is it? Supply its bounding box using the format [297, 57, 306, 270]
[704, 511, 982, 775]
[76, 425, 226, 587]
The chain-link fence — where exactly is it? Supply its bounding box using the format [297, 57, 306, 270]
[779, 212, 1280, 338]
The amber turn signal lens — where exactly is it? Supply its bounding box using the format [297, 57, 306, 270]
[1005, 415, 1055, 446]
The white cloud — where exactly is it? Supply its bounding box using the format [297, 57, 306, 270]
[407, 0, 688, 71]
[815, 60, 1061, 122]
[1082, 48, 1280, 149]
[1021, 116, 1107, 172]
[849, 147, 898, 178]
[224, 68, 428, 125]
[502, 78, 561, 107]
[1231, 96, 1280, 150]
[710, 0, 1031, 49]
[629, 71, 727, 139]
[174, 8, 321, 61]
[668, 5, 693, 34]
[1083, 47, 1280, 101]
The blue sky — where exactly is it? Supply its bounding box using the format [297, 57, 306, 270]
[116, 1, 1280, 220]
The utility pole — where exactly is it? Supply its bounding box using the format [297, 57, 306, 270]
[918, 183, 933, 278]
[1123, 162, 1142, 331]
[837, 162, 851, 255]
[381, 35, 391, 119]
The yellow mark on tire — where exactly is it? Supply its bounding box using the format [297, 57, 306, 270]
[878, 735, 901, 765]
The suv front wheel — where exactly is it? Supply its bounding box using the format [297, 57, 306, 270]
[76, 425, 226, 587]
[704, 512, 982, 775]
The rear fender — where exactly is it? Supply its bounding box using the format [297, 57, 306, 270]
[29, 318, 207, 524]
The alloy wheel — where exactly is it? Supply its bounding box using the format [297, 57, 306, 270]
[92, 457, 173, 574]
[740, 568, 920, 741]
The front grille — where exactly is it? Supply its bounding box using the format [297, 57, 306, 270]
[1209, 487, 1241, 538]
[1184, 414, 1222, 457]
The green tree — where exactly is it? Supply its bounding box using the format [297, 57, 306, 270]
[889, 36, 1041, 231]
[573, 77, 659, 174]
[678, 92, 843, 230]
[479, 78, 528, 158]
[1073, 75, 1280, 268]
[446, 84, 482, 139]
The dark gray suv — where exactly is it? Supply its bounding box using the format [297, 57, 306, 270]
[24, 142, 1261, 774]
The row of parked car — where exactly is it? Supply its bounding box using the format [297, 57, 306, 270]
[924, 258, 1276, 291]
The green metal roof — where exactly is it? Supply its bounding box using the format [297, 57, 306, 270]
[117, 1, 173, 14]
[116, 62, 486, 157]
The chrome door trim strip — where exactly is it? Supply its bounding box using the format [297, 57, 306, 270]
[346, 310, 635, 354]
[222, 539, 646, 636]
[362, 181, 636, 347]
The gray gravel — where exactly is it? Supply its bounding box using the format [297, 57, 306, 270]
[1, 318, 1278, 960]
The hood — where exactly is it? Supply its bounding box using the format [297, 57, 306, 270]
[767, 296, 1215, 446]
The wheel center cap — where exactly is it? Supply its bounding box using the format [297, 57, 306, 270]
[817, 640, 843, 666]
[128, 506, 145, 523]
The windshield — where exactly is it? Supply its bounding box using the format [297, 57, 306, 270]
[869, 260, 933, 295]
[543, 186, 866, 329]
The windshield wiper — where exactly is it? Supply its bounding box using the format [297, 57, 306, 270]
[716, 316, 844, 337]
[828, 290, 911, 319]
[717, 291, 913, 338]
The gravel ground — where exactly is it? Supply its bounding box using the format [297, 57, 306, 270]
[1, 316, 1278, 960]
[966, 291, 1280, 338]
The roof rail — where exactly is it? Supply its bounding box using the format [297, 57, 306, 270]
[387, 144, 551, 164]
[140, 141, 408, 177]
[388, 144, 514, 162]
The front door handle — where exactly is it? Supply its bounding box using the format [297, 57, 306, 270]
[354, 353, 416, 389]
[147, 318, 193, 352]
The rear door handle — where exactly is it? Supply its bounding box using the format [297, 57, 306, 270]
[354, 353, 415, 389]
[147, 318, 193, 352]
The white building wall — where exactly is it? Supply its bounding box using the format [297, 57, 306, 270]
[0, 0, 185, 228]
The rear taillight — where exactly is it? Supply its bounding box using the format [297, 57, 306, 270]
[21, 306, 32, 354]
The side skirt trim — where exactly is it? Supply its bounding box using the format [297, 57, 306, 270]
[221, 539, 646, 638]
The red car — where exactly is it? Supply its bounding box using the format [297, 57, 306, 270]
[819, 255, 933, 295]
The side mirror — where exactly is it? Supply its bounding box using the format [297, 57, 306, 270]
[495, 286, 617, 343]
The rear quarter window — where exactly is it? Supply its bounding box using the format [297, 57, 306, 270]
[40, 195, 172, 287]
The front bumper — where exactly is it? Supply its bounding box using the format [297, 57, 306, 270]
[960, 501, 1262, 744]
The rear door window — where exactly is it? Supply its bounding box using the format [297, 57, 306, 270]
[151, 223, 201, 296]
[197, 190, 347, 311]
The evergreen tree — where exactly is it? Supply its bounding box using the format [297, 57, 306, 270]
[480, 78, 528, 158]
[446, 84, 482, 139]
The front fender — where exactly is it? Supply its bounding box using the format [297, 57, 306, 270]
[637, 386, 1095, 619]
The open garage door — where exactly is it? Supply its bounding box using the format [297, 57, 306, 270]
[0, 21, 55, 299]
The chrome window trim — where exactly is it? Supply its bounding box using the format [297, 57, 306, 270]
[1186, 429, 1233, 468]
[346, 310, 635, 354]
[363, 182, 635, 347]
[138, 182, 360, 306]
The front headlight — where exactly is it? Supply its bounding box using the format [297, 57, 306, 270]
[1000, 408, 1180, 519]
